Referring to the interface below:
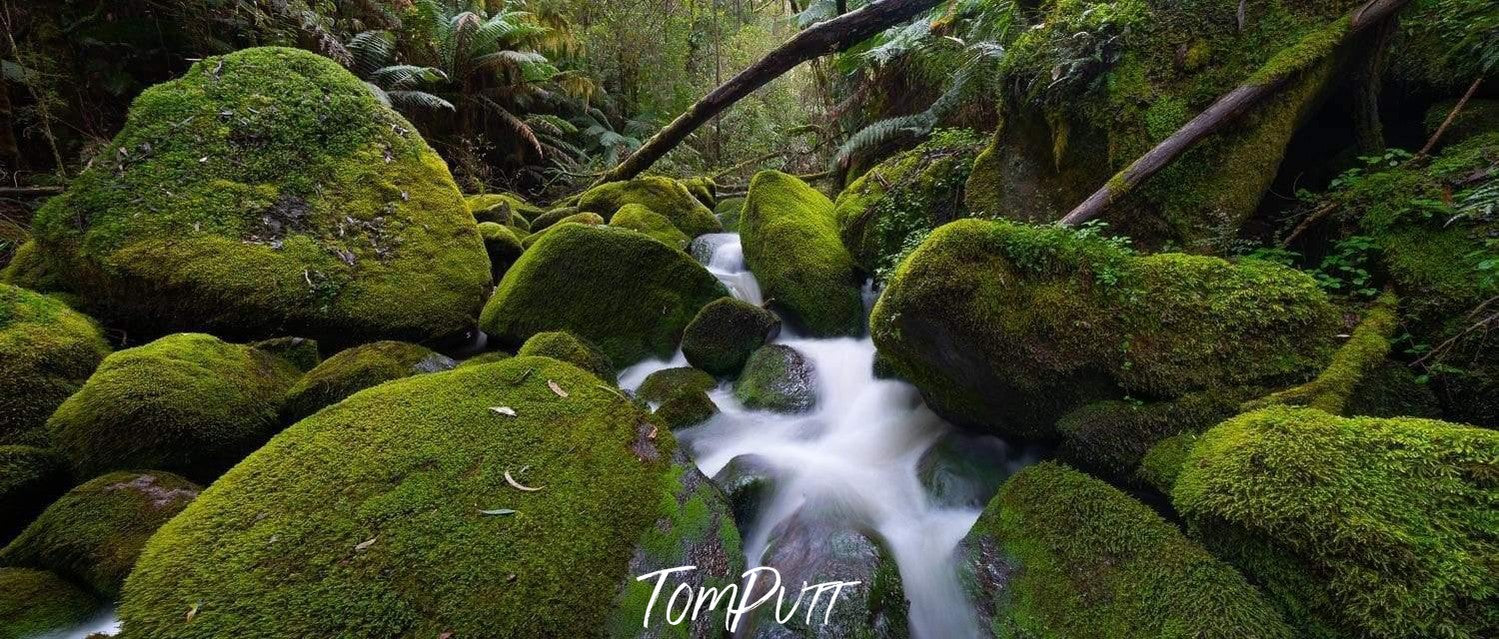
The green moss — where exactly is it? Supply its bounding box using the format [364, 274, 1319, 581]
[0, 567, 96, 639]
[1136, 432, 1196, 494]
[653, 390, 719, 430]
[529, 206, 579, 232]
[734, 345, 817, 413]
[516, 331, 617, 384]
[0, 284, 111, 446]
[456, 351, 513, 368]
[1423, 99, 1499, 149]
[477, 222, 525, 282]
[480, 224, 728, 367]
[0, 446, 70, 543]
[520, 214, 605, 249]
[18, 47, 489, 343]
[117, 356, 739, 637]
[1057, 386, 1259, 482]
[962, 462, 1292, 638]
[1243, 291, 1398, 415]
[636, 367, 718, 404]
[871, 219, 1338, 439]
[1247, 17, 1349, 85]
[1174, 407, 1498, 638]
[679, 176, 718, 209]
[680, 297, 781, 376]
[48, 333, 301, 481]
[609, 204, 691, 250]
[715, 197, 745, 233]
[283, 341, 454, 423]
[0, 241, 66, 293]
[248, 336, 321, 372]
[466, 192, 546, 225]
[1, 471, 199, 597]
[576, 176, 723, 238]
[741, 171, 865, 336]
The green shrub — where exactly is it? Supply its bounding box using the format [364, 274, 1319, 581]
[282, 341, 455, 423]
[0, 284, 110, 446]
[741, 171, 864, 337]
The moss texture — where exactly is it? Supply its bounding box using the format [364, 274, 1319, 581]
[734, 344, 818, 413]
[609, 204, 690, 250]
[480, 224, 728, 367]
[1243, 291, 1398, 415]
[636, 367, 717, 404]
[282, 340, 455, 423]
[715, 197, 745, 233]
[477, 222, 525, 283]
[961, 462, 1292, 638]
[248, 336, 321, 372]
[679, 176, 718, 209]
[653, 390, 718, 431]
[529, 206, 580, 232]
[871, 219, 1337, 439]
[680, 297, 781, 376]
[48, 333, 301, 481]
[576, 176, 723, 238]
[0, 284, 111, 446]
[833, 130, 984, 279]
[740, 171, 865, 337]
[456, 351, 512, 368]
[1, 471, 199, 597]
[1056, 386, 1259, 482]
[1175, 407, 1498, 638]
[0, 446, 70, 543]
[1136, 432, 1196, 494]
[12, 47, 489, 343]
[520, 214, 605, 249]
[516, 331, 617, 385]
[466, 192, 546, 225]
[0, 567, 96, 639]
[117, 356, 740, 638]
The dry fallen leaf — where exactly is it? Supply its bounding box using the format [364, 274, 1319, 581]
[480, 508, 517, 516]
[186, 602, 200, 622]
[439, 632, 454, 639]
[354, 536, 377, 551]
[547, 380, 568, 397]
[489, 406, 517, 417]
[505, 469, 544, 492]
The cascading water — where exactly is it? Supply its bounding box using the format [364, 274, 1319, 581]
[623, 232, 1037, 639]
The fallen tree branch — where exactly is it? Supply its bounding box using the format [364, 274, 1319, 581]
[1058, 0, 1413, 228]
[595, 0, 944, 185]
[0, 186, 64, 196]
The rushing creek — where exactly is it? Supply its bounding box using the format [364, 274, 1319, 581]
[50, 231, 1037, 639]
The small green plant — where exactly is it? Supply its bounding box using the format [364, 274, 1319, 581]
[1312, 235, 1380, 298]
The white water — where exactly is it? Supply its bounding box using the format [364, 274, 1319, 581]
[623, 232, 1019, 639]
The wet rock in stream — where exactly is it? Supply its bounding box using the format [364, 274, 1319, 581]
[735, 345, 818, 413]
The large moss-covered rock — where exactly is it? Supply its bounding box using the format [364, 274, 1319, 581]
[610, 204, 690, 250]
[653, 390, 718, 431]
[8, 47, 489, 343]
[521, 214, 605, 249]
[48, 333, 301, 481]
[959, 462, 1292, 638]
[477, 222, 525, 282]
[0, 567, 96, 639]
[735, 345, 818, 413]
[964, 0, 1356, 250]
[834, 130, 984, 279]
[681, 297, 781, 376]
[466, 192, 546, 225]
[0, 284, 110, 446]
[116, 356, 742, 637]
[1056, 387, 1258, 482]
[0, 447, 70, 544]
[741, 171, 864, 336]
[871, 219, 1338, 439]
[636, 366, 717, 404]
[248, 336, 321, 372]
[480, 224, 728, 366]
[716, 197, 745, 232]
[282, 340, 455, 422]
[577, 176, 724, 238]
[1, 471, 199, 597]
[680, 176, 718, 209]
[516, 331, 617, 384]
[1174, 407, 1498, 638]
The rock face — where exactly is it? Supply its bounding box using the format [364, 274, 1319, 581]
[610, 203, 691, 250]
[740, 171, 865, 337]
[1, 471, 199, 597]
[7, 47, 489, 343]
[1174, 407, 1498, 639]
[959, 463, 1292, 638]
[871, 219, 1338, 440]
[281, 340, 455, 423]
[516, 331, 617, 384]
[0, 447, 70, 544]
[480, 224, 728, 367]
[0, 567, 96, 639]
[48, 333, 301, 481]
[117, 356, 742, 638]
[681, 297, 782, 376]
[0, 284, 110, 446]
[735, 345, 818, 413]
[577, 176, 724, 238]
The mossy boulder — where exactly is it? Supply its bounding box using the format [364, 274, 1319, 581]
[735, 345, 818, 413]
[636, 366, 718, 404]
[834, 130, 984, 279]
[0, 447, 70, 543]
[716, 196, 745, 232]
[0, 284, 111, 446]
[959, 462, 1292, 638]
[1137, 432, 1196, 494]
[964, 0, 1356, 250]
[520, 214, 605, 249]
[653, 390, 719, 431]
[576, 176, 724, 238]
[10, 47, 489, 343]
[282, 340, 455, 423]
[1, 471, 199, 597]
[916, 431, 1025, 510]
[610, 204, 690, 250]
[680, 176, 718, 209]
[48, 333, 301, 481]
[1056, 387, 1258, 482]
[1174, 407, 1498, 638]
[466, 192, 546, 225]
[248, 336, 321, 372]
[529, 206, 580, 232]
[741, 171, 864, 337]
[516, 331, 616, 384]
[456, 350, 512, 368]
[0, 567, 96, 639]
[477, 222, 525, 282]
[116, 356, 742, 637]
[480, 224, 729, 367]
[681, 297, 782, 376]
[871, 219, 1338, 440]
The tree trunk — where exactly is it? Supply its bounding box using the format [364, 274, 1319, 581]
[1351, 16, 1394, 153]
[597, 0, 942, 185]
[1058, 0, 1413, 228]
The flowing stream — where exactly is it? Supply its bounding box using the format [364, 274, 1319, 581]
[624, 232, 1036, 639]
